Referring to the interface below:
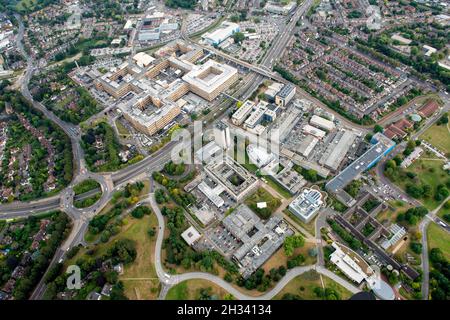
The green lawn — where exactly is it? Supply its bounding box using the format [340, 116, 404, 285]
[115, 120, 130, 137]
[273, 270, 352, 300]
[244, 187, 282, 219]
[73, 192, 102, 209]
[66, 214, 160, 299]
[16, 0, 37, 12]
[283, 209, 316, 237]
[73, 179, 100, 195]
[437, 201, 450, 220]
[376, 200, 410, 224]
[392, 155, 449, 210]
[427, 223, 450, 261]
[166, 279, 230, 300]
[420, 116, 450, 156]
[263, 176, 292, 199]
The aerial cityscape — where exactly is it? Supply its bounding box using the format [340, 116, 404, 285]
[0, 0, 449, 303]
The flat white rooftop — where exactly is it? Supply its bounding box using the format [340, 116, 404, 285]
[182, 59, 238, 95]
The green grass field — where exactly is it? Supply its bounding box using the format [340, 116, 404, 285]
[16, 0, 37, 12]
[393, 155, 449, 210]
[263, 177, 292, 199]
[73, 179, 100, 195]
[273, 270, 352, 300]
[427, 223, 450, 261]
[66, 214, 160, 299]
[437, 201, 450, 220]
[166, 279, 230, 300]
[115, 120, 130, 138]
[245, 187, 282, 219]
[420, 115, 450, 156]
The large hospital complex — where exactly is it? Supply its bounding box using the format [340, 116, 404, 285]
[89, 40, 238, 136]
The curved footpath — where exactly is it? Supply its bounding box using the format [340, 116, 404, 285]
[148, 193, 361, 300]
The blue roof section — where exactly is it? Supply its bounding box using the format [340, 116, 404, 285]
[326, 133, 395, 193]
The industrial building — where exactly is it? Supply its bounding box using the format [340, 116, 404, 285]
[264, 1, 297, 15]
[132, 52, 155, 68]
[264, 82, 284, 102]
[380, 224, 407, 250]
[330, 241, 396, 300]
[330, 242, 372, 284]
[195, 141, 223, 164]
[270, 106, 302, 142]
[244, 105, 267, 129]
[197, 181, 225, 208]
[247, 144, 277, 169]
[325, 133, 395, 204]
[298, 135, 319, 158]
[319, 130, 357, 171]
[190, 203, 216, 226]
[202, 21, 240, 46]
[302, 124, 327, 139]
[310, 115, 335, 131]
[222, 204, 294, 278]
[138, 11, 179, 42]
[288, 188, 323, 223]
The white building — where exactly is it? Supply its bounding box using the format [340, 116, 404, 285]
[264, 1, 296, 15]
[288, 188, 323, 223]
[247, 144, 274, 168]
[181, 226, 202, 246]
[198, 181, 225, 208]
[232, 100, 255, 126]
[310, 115, 335, 131]
[195, 141, 223, 164]
[302, 124, 326, 139]
[132, 52, 155, 68]
[329, 242, 369, 284]
[182, 59, 238, 101]
[202, 21, 240, 46]
[214, 122, 231, 149]
[423, 45, 437, 57]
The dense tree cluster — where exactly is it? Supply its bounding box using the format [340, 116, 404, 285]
[0, 91, 73, 196]
[130, 205, 151, 219]
[155, 189, 170, 204]
[236, 267, 286, 292]
[327, 219, 362, 250]
[396, 207, 428, 226]
[89, 182, 144, 238]
[163, 161, 186, 176]
[313, 287, 342, 300]
[81, 122, 122, 172]
[283, 235, 305, 257]
[152, 172, 196, 208]
[429, 248, 450, 300]
[0, 212, 70, 299]
[43, 239, 137, 300]
[165, 0, 196, 9]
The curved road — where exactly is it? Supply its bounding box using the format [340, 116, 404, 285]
[148, 193, 360, 300]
